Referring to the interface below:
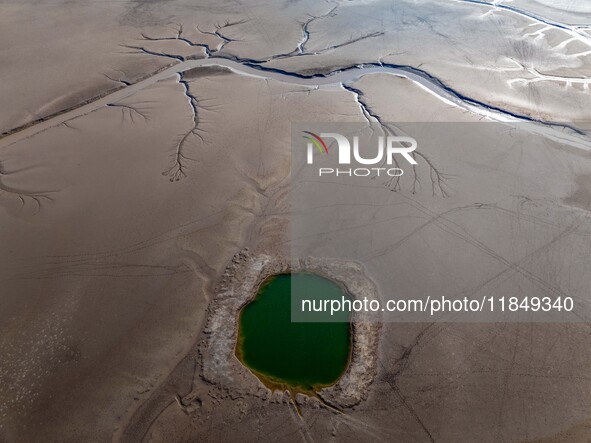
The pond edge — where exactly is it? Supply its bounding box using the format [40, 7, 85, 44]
[199, 249, 381, 410]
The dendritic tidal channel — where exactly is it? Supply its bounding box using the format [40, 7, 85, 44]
[236, 273, 352, 394]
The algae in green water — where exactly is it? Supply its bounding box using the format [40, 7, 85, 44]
[237, 273, 351, 392]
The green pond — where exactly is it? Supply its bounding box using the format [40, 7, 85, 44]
[236, 273, 352, 392]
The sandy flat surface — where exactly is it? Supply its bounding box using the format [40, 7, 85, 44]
[1, 0, 591, 442]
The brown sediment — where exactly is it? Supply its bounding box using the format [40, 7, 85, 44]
[0, 62, 179, 140]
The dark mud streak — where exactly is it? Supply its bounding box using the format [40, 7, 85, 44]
[162, 72, 203, 182]
[2, 14, 587, 142]
[457, 0, 591, 40]
[195, 19, 247, 53]
[1, 12, 587, 209]
[0, 161, 56, 214]
[122, 43, 185, 62]
[240, 61, 586, 136]
[141, 23, 213, 56]
[106, 103, 150, 124]
[340, 83, 450, 196]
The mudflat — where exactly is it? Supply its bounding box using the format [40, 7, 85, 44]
[1, 1, 591, 442]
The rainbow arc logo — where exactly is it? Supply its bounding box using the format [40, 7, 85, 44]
[302, 131, 329, 155]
